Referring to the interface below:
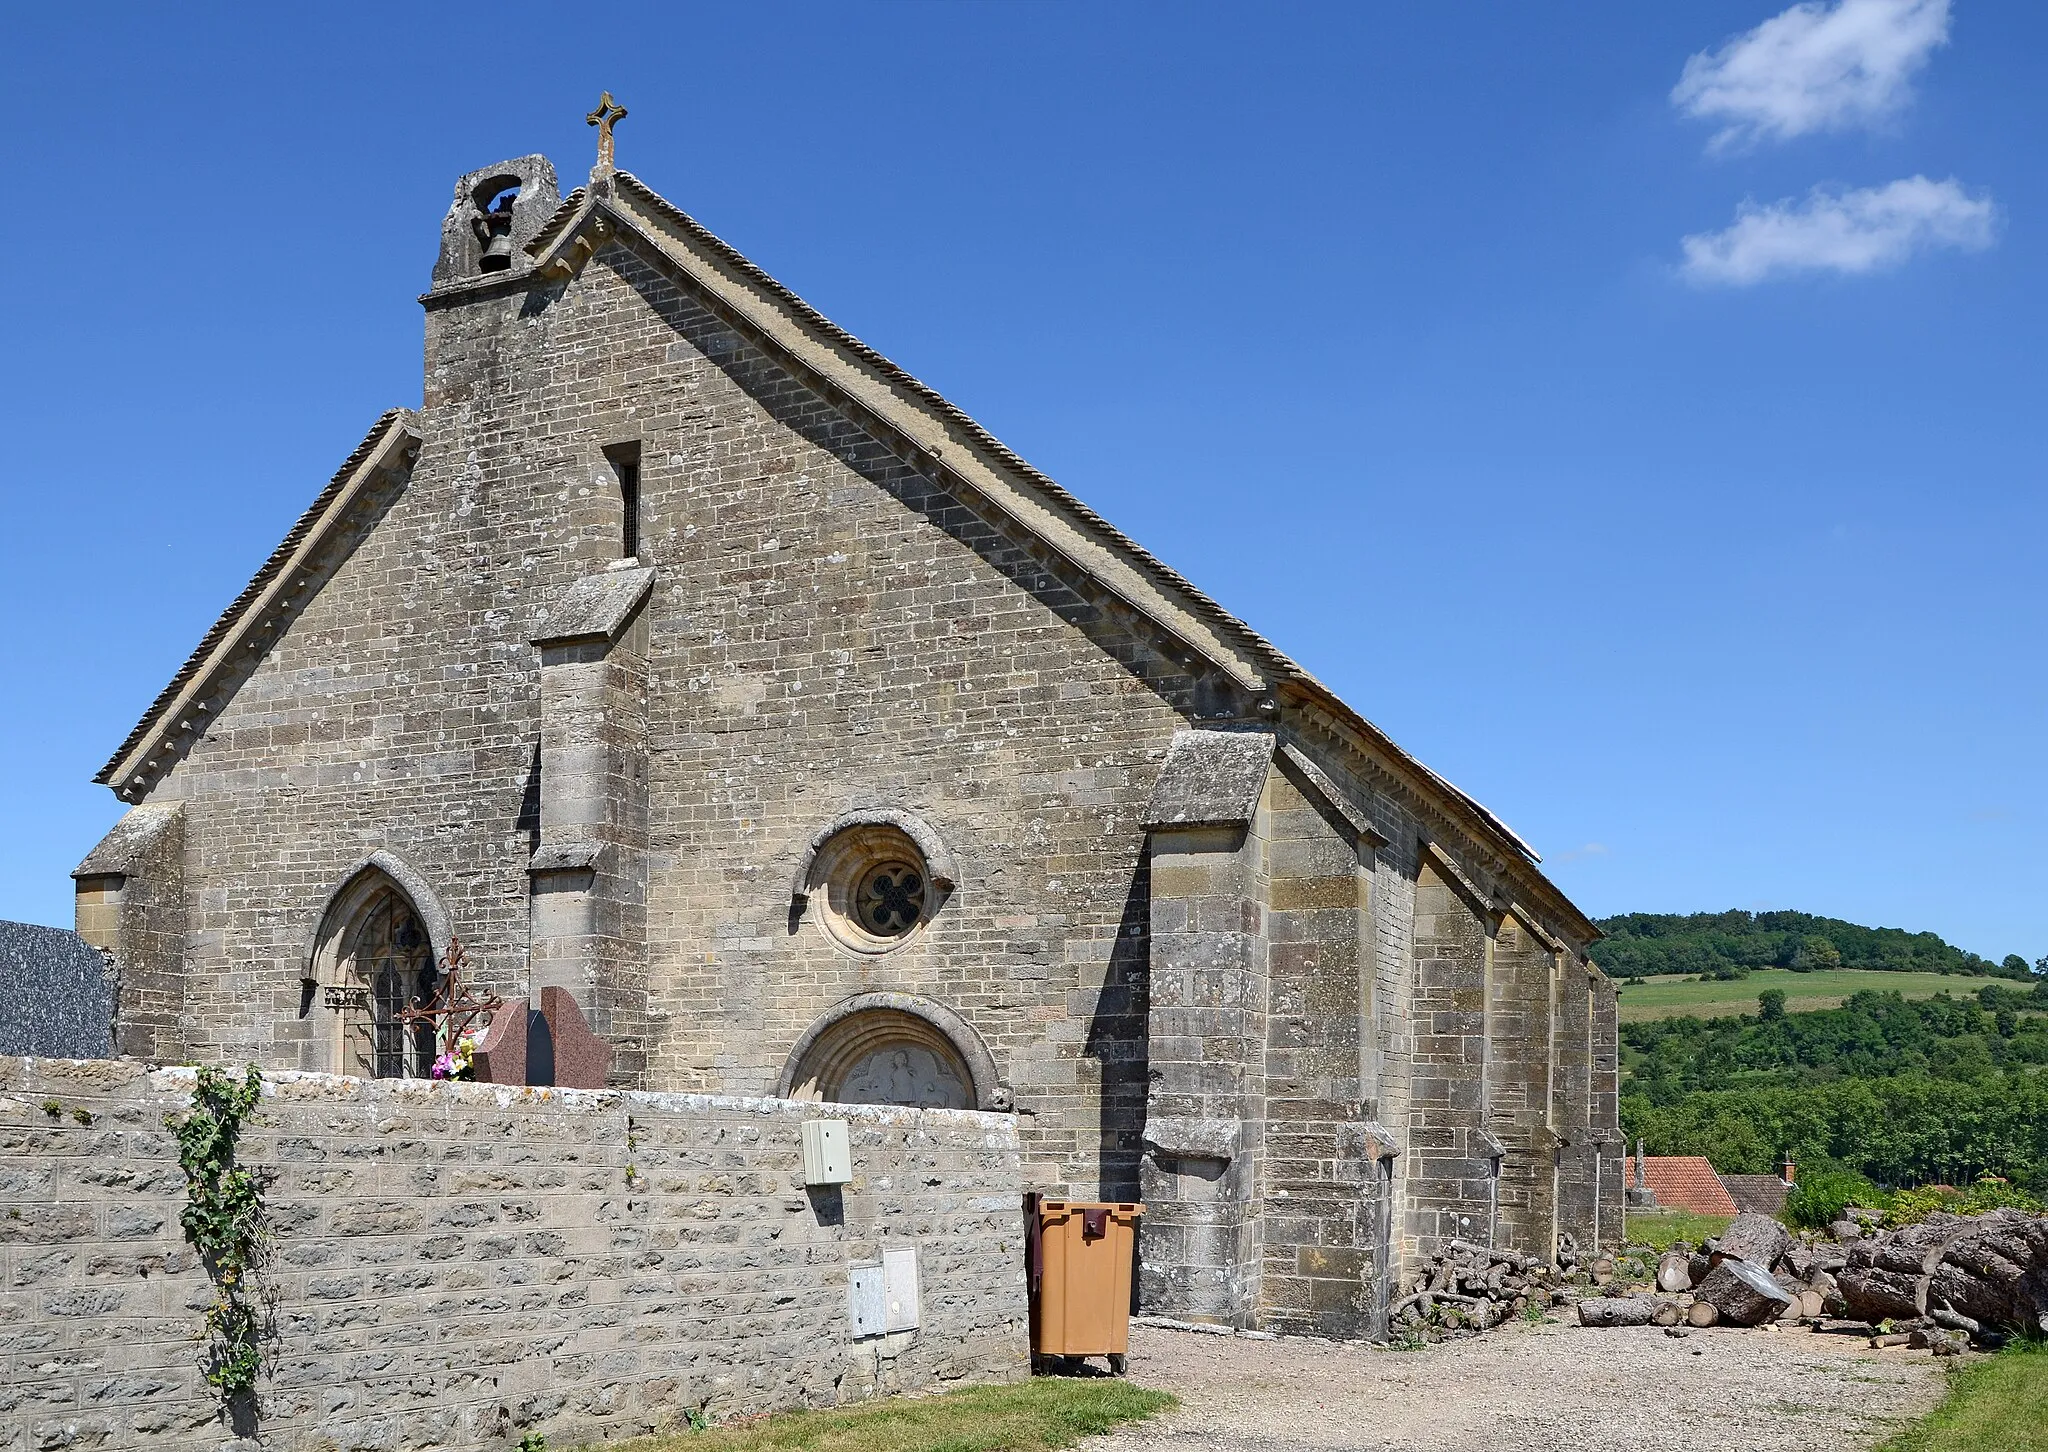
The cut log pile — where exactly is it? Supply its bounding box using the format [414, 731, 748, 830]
[1575, 1212, 1851, 1334]
[1570, 1207, 2048, 1355]
[1390, 1238, 1562, 1340]
[1388, 1207, 2048, 1353]
[1837, 1207, 2048, 1345]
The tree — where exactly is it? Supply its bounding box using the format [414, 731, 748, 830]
[2003, 955, 2030, 977]
[1758, 988, 1787, 1022]
[1794, 935, 1843, 972]
[1591, 910, 1994, 980]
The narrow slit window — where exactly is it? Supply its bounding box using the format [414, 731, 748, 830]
[605, 442, 642, 559]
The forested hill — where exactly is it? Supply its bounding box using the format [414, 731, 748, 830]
[1589, 909, 2036, 983]
[1621, 981, 2048, 1191]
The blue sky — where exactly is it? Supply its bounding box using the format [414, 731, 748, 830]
[1, 3, 2042, 958]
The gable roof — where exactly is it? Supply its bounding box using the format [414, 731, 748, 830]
[95, 410, 420, 799]
[98, 164, 1593, 943]
[516, 172, 1590, 940]
[1720, 1173, 1792, 1217]
[1638, 1156, 1740, 1216]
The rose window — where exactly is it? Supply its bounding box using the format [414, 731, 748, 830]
[804, 821, 942, 954]
[856, 862, 925, 937]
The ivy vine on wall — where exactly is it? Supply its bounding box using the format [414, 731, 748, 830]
[165, 1065, 269, 1402]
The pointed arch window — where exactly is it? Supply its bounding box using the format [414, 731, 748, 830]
[315, 876, 441, 1078]
[348, 888, 439, 1077]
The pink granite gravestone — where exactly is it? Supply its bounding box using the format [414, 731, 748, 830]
[471, 997, 529, 1085]
[539, 986, 612, 1089]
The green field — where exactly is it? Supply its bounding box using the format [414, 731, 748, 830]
[1614, 968, 1985, 1023]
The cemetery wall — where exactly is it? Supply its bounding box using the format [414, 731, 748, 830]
[0, 1056, 1027, 1452]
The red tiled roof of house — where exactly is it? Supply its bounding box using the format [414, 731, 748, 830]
[1638, 1156, 1740, 1216]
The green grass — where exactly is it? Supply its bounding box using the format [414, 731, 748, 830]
[591, 1378, 1177, 1452]
[1874, 1342, 2048, 1452]
[1622, 1209, 1732, 1251]
[1614, 969, 1979, 1023]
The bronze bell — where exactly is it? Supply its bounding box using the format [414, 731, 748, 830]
[473, 207, 516, 273]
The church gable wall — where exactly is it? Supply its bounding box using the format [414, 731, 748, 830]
[90, 155, 1618, 1314]
[420, 234, 1206, 1195]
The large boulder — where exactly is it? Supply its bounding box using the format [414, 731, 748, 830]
[1837, 1209, 2048, 1334]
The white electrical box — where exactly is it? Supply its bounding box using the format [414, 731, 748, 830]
[848, 1261, 886, 1338]
[802, 1119, 852, 1186]
[882, 1245, 920, 1332]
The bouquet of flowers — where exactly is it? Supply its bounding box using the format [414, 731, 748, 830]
[431, 1025, 480, 1081]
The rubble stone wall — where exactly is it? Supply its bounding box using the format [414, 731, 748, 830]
[0, 1057, 1026, 1452]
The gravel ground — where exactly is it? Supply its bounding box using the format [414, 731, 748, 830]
[1087, 1319, 1948, 1452]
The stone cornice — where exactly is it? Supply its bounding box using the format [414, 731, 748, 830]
[1421, 837, 1505, 924]
[96, 411, 421, 802]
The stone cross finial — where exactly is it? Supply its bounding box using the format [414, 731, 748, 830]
[586, 91, 628, 172]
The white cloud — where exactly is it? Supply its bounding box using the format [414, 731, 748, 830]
[1673, 0, 1951, 150]
[1679, 175, 1996, 285]
[1556, 843, 1611, 863]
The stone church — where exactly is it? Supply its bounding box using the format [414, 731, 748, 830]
[73, 127, 1622, 1339]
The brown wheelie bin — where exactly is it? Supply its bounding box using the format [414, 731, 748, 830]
[1025, 1195, 1142, 1375]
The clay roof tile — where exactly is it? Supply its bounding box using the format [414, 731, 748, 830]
[1638, 1156, 1740, 1217]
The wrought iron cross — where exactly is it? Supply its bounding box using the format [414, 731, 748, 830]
[396, 937, 503, 1054]
[587, 92, 628, 171]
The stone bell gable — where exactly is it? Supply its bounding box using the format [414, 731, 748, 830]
[78, 134, 1619, 1340]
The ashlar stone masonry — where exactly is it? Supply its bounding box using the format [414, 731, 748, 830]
[75, 133, 1622, 1344]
